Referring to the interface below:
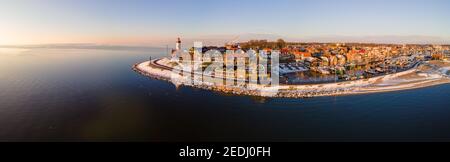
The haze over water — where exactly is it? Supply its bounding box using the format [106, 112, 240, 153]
[1, 47, 450, 141]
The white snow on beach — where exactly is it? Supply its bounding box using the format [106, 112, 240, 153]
[134, 59, 450, 98]
[440, 67, 450, 76]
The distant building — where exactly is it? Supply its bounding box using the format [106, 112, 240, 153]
[432, 53, 444, 60]
[312, 52, 323, 58]
[292, 51, 311, 62]
[444, 50, 450, 60]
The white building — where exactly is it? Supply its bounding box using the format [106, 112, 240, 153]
[444, 50, 450, 60]
[176, 37, 181, 51]
[172, 37, 182, 58]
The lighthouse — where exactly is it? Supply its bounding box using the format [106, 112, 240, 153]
[176, 37, 181, 51]
[171, 37, 182, 58]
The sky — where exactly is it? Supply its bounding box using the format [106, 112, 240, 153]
[1, 0, 449, 46]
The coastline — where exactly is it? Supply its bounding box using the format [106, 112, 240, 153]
[133, 58, 450, 98]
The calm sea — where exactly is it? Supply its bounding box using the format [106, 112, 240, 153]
[1, 47, 450, 142]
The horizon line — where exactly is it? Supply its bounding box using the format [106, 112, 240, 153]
[1, 41, 450, 49]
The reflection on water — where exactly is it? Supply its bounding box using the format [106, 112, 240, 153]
[1, 47, 450, 142]
[282, 71, 338, 84]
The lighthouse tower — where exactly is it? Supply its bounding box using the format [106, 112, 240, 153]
[176, 37, 181, 51]
[171, 37, 182, 59]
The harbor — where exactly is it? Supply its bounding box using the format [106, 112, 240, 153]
[133, 38, 450, 98]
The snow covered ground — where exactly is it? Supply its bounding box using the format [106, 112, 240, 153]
[440, 67, 450, 77]
[134, 58, 450, 98]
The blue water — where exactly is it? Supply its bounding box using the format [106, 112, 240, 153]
[1, 47, 450, 141]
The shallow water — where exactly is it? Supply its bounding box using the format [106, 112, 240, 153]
[1, 47, 450, 141]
